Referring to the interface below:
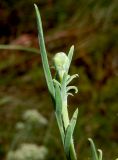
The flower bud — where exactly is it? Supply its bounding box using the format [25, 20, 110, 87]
[53, 52, 69, 80]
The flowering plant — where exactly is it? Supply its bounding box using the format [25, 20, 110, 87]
[34, 4, 117, 160]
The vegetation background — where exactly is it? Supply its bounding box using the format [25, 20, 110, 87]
[0, 0, 118, 159]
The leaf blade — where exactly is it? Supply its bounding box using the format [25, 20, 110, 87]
[34, 4, 55, 98]
[55, 81, 65, 144]
[67, 45, 74, 72]
[64, 108, 78, 156]
[88, 138, 99, 160]
[98, 149, 103, 160]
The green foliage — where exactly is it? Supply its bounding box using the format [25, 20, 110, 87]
[0, 0, 117, 160]
[34, 4, 79, 159]
[34, 5, 117, 160]
[88, 138, 102, 160]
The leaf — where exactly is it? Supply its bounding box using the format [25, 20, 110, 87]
[55, 82, 65, 144]
[34, 4, 55, 98]
[61, 73, 68, 99]
[67, 86, 78, 94]
[54, 81, 62, 114]
[53, 79, 61, 87]
[67, 92, 74, 97]
[66, 74, 79, 85]
[98, 149, 103, 160]
[55, 113, 65, 145]
[88, 138, 99, 160]
[67, 45, 74, 72]
[64, 108, 78, 156]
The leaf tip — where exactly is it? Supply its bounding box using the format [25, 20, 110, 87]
[71, 45, 74, 51]
[34, 3, 37, 8]
[88, 138, 93, 144]
[76, 107, 79, 113]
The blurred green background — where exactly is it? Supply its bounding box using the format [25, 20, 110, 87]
[0, 0, 118, 159]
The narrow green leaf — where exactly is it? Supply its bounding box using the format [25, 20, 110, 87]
[88, 138, 99, 160]
[53, 79, 61, 87]
[55, 113, 65, 145]
[67, 92, 74, 97]
[67, 45, 74, 72]
[34, 4, 55, 98]
[55, 82, 65, 144]
[64, 108, 78, 156]
[67, 86, 78, 94]
[66, 74, 79, 85]
[54, 81, 62, 114]
[98, 149, 103, 160]
[61, 73, 67, 99]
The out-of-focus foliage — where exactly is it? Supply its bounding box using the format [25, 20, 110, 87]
[6, 109, 48, 160]
[7, 144, 48, 160]
[0, 0, 118, 160]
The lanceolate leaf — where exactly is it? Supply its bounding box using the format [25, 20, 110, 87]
[34, 4, 55, 98]
[55, 113, 65, 145]
[67, 45, 74, 72]
[88, 138, 99, 160]
[61, 73, 68, 99]
[64, 108, 78, 156]
[54, 81, 62, 114]
[55, 82, 65, 144]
